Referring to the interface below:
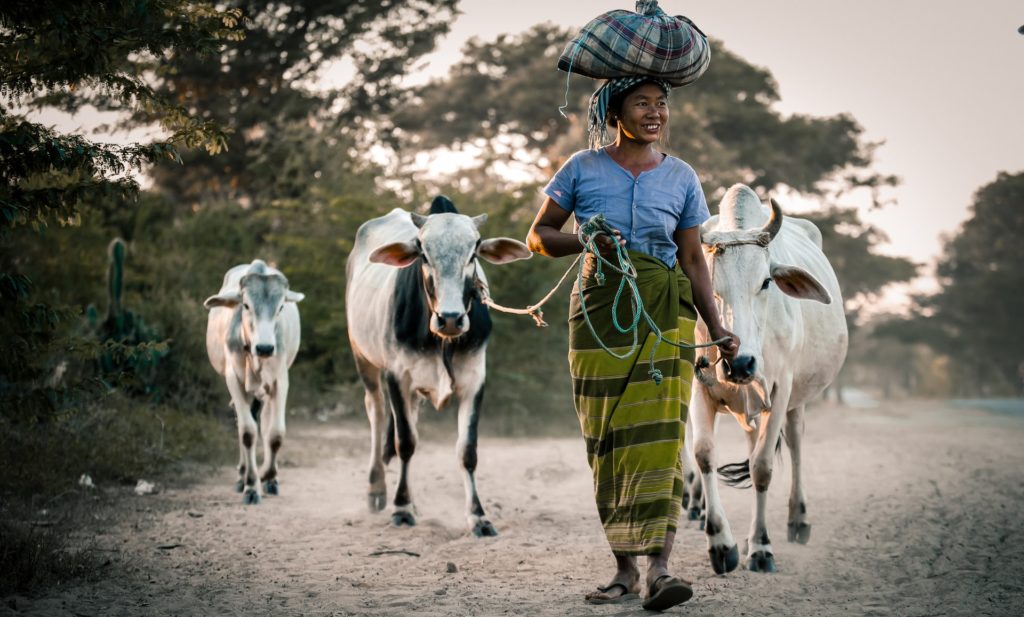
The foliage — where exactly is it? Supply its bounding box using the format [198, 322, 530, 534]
[799, 206, 918, 320]
[143, 0, 459, 204]
[392, 29, 897, 202]
[879, 172, 1024, 393]
[0, 0, 242, 423]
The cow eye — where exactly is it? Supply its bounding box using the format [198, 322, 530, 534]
[243, 303, 250, 310]
[761, 278, 771, 291]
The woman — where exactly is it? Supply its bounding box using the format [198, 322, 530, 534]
[526, 77, 739, 611]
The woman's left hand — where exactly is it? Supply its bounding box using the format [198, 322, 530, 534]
[709, 325, 739, 360]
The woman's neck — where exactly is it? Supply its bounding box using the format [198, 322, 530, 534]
[607, 136, 660, 176]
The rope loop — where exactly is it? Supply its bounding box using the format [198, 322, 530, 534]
[477, 214, 731, 386]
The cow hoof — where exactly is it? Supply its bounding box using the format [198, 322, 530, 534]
[234, 479, 245, 493]
[787, 521, 811, 544]
[242, 488, 261, 505]
[708, 544, 739, 574]
[472, 520, 498, 538]
[688, 506, 702, 521]
[263, 479, 279, 496]
[368, 492, 387, 512]
[747, 551, 776, 573]
[391, 511, 416, 527]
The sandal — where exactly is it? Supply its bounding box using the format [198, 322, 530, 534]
[642, 575, 693, 611]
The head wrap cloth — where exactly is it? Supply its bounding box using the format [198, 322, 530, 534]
[587, 77, 671, 150]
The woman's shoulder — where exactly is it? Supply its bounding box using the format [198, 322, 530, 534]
[661, 154, 699, 178]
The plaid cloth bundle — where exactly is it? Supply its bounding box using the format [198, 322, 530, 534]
[557, 0, 710, 87]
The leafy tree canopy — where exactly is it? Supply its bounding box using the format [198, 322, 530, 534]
[897, 171, 1024, 389]
[392, 26, 897, 201]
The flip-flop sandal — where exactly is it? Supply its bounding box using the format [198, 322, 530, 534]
[585, 582, 640, 605]
[642, 575, 693, 611]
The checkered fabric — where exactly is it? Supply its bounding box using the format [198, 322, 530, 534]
[558, 0, 710, 87]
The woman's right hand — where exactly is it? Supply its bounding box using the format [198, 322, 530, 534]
[587, 228, 626, 258]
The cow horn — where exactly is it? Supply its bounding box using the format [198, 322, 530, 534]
[761, 198, 783, 241]
[410, 212, 429, 228]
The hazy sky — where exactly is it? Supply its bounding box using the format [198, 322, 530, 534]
[416, 0, 1024, 273]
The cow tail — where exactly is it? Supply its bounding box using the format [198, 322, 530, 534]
[717, 460, 751, 488]
[717, 432, 785, 489]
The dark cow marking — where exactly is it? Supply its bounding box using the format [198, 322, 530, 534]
[368, 467, 382, 485]
[462, 444, 478, 473]
[242, 432, 254, 448]
[392, 259, 492, 357]
[249, 398, 263, 425]
[705, 518, 721, 537]
[470, 495, 485, 517]
[758, 530, 770, 546]
[269, 435, 283, 453]
[800, 502, 807, 515]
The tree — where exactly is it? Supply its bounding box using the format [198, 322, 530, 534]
[1, 1, 243, 420]
[142, 0, 459, 204]
[393, 28, 898, 202]
[907, 172, 1024, 392]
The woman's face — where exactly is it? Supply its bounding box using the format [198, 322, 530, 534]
[616, 83, 669, 145]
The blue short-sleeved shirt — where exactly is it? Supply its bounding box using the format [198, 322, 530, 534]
[544, 148, 711, 268]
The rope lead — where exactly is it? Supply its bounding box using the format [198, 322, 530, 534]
[478, 214, 731, 386]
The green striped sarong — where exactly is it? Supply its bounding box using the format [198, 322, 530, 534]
[568, 250, 697, 556]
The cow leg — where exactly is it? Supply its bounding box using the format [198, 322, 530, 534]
[785, 404, 811, 544]
[745, 384, 791, 573]
[691, 385, 739, 574]
[259, 375, 288, 496]
[456, 385, 496, 537]
[226, 376, 260, 505]
[355, 352, 388, 511]
[682, 419, 705, 526]
[384, 371, 418, 526]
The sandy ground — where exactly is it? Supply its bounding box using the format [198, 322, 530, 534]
[4, 399, 1024, 617]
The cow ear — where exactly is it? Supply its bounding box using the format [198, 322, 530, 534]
[370, 241, 421, 267]
[477, 237, 532, 264]
[770, 263, 831, 304]
[471, 214, 488, 229]
[285, 290, 305, 303]
[204, 290, 242, 309]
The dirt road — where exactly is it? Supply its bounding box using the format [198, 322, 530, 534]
[5, 400, 1023, 616]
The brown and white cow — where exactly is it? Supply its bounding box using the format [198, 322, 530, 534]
[345, 196, 531, 536]
[205, 260, 304, 505]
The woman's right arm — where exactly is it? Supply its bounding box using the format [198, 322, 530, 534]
[527, 197, 622, 258]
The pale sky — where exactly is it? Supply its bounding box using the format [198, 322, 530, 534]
[415, 0, 1024, 278]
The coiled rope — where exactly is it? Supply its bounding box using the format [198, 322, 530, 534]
[476, 214, 731, 385]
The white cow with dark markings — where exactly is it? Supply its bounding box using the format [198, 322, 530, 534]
[205, 260, 304, 505]
[346, 196, 531, 536]
[687, 184, 848, 574]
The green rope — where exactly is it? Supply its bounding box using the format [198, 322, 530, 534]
[576, 214, 728, 385]
[479, 213, 730, 386]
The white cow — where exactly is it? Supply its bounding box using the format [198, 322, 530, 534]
[688, 184, 847, 573]
[205, 260, 304, 505]
[346, 196, 531, 536]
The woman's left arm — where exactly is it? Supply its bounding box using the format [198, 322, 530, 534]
[674, 226, 739, 359]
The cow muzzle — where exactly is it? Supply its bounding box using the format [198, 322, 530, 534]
[254, 344, 275, 358]
[432, 311, 469, 337]
[724, 354, 757, 384]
